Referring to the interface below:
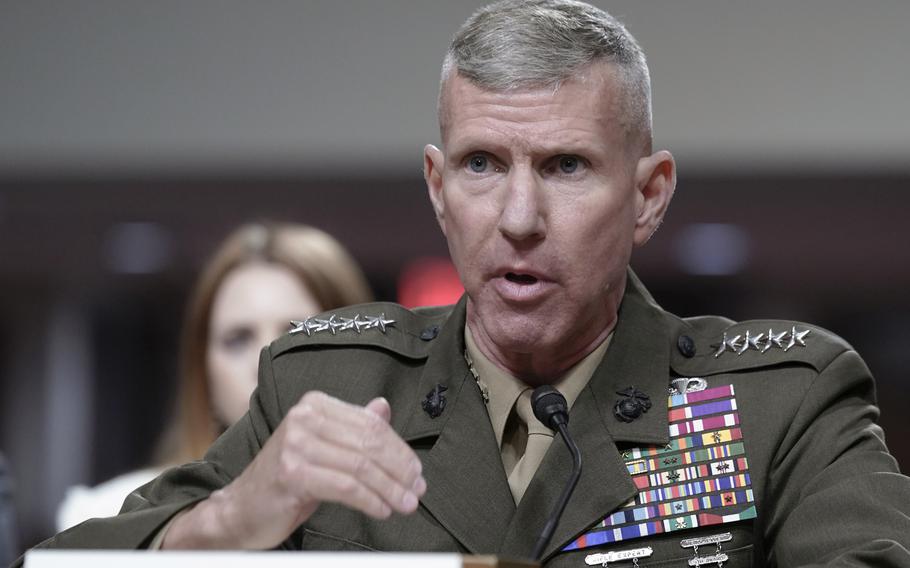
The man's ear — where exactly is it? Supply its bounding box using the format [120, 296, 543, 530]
[424, 144, 447, 235]
[633, 150, 677, 247]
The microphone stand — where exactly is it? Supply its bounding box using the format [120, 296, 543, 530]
[531, 395, 583, 561]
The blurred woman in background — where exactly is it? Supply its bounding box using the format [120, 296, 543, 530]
[57, 222, 373, 530]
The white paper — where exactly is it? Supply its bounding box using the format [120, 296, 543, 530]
[25, 550, 464, 568]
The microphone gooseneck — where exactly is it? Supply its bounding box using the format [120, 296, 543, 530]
[529, 385, 583, 561]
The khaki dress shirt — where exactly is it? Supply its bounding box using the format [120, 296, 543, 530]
[464, 326, 612, 502]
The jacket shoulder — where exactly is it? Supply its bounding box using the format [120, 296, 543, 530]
[670, 313, 855, 377]
[269, 301, 455, 361]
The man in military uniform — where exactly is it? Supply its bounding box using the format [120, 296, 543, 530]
[23, 1, 910, 566]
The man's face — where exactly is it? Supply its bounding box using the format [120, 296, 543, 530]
[425, 64, 673, 378]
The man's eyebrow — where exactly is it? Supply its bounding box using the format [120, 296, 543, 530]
[451, 140, 612, 162]
[446, 137, 512, 156]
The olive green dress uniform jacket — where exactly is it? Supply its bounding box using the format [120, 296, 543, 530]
[25, 272, 910, 567]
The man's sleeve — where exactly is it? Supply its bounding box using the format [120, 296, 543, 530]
[24, 346, 283, 553]
[764, 349, 910, 566]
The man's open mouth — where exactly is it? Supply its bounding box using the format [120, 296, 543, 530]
[505, 272, 539, 285]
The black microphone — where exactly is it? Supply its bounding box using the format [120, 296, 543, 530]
[530, 385, 582, 561]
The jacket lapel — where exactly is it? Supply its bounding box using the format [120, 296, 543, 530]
[401, 296, 516, 553]
[499, 272, 672, 561]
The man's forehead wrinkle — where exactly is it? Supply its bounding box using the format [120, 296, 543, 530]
[450, 104, 612, 155]
[444, 69, 585, 126]
[441, 70, 628, 159]
[453, 116, 607, 156]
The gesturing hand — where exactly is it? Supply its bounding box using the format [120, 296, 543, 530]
[163, 391, 426, 549]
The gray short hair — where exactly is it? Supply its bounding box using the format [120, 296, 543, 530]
[439, 0, 652, 148]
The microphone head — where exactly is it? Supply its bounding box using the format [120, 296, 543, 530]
[531, 385, 569, 430]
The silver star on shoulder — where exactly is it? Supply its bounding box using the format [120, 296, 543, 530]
[783, 326, 797, 351]
[327, 315, 343, 335]
[337, 316, 355, 332]
[736, 331, 756, 355]
[354, 314, 371, 332]
[713, 333, 743, 358]
[288, 313, 396, 336]
[768, 328, 788, 350]
[311, 317, 331, 333]
[747, 331, 765, 351]
[367, 313, 395, 332]
[782, 325, 812, 351]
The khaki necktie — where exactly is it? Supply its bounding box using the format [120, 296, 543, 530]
[507, 388, 555, 503]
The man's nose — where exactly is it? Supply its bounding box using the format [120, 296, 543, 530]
[498, 167, 546, 243]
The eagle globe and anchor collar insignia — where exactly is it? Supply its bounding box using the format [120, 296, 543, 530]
[289, 313, 396, 336]
[713, 326, 810, 357]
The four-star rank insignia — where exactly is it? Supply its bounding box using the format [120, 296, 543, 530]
[289, 313, 396, 336]
[713, 326, 810, 358]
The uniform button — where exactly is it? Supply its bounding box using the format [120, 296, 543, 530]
[420, 325, 440, 341]
[677, 335, 696, 358]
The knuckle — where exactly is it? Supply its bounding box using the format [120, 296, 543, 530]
[287, 402, 312, 424]
[350, 454, 370, 477]
[410, 457, 423, 479]
[289, 400, 328, 434]
[398, 458, 420, 485]
[301, 390, 327, 405]
[334, 475, 357, 495]
[297, 439, 317, 462]
[383, 479, 406, 506]
[282, 425, 303, 449]
[361, 415, 386, 449]
[276, 450, 299, 487]
[364, 409, 385, 431]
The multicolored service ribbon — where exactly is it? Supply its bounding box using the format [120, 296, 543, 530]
[564, 384, 757, 551]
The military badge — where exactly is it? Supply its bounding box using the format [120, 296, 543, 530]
[289, 313, 395, 336]
[585, 546, 653, 566]
[614, 387, 652, 423]
[681, 532, 732, 567]
[422, 384, 448, 419]
[669, 377, 708, 395]
[713, 326, 810, 357]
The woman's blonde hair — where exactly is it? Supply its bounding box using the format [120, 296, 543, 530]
[159, 222, 373, 463]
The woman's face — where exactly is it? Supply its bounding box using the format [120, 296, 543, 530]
[206, 262, 322, 426]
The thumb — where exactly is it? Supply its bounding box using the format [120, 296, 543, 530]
[365, 397, 392, 423]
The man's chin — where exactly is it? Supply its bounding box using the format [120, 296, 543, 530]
[475, 311, 556, 352]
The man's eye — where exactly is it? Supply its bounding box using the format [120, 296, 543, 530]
[558, 155, 580, 174]
[468, 155, 488, 173]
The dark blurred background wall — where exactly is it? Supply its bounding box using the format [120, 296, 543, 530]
[1, 0, 908, 555]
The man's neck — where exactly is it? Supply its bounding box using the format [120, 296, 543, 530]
[466, 316, 617, 386]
